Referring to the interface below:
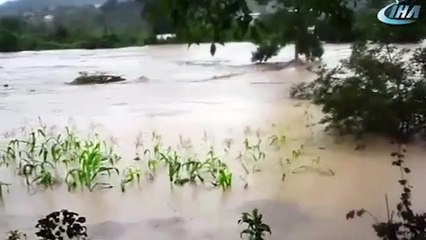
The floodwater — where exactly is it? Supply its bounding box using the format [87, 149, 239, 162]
[1, 42, 426, 240]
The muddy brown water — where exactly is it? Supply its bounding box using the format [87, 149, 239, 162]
[1, 42, 426, 239]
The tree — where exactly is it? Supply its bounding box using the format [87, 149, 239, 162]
[151, 0, 356, 60]
[310, 42, 426, 140]
[100, 0, 118, 34]
[53, 24, 70, 40]
[0, 17, 26, 33]
[0, 30, 19, 52]
[141, 0, 257, 55]
[253, 0, 356, 60]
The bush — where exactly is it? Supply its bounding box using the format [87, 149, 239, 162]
[251, 43, 280, 63]
[76, 34, 121, 49]
[315, 20, 356, 43]
[347, 145, 426, 239]
[309, 42, 426, 140]
[297, 32, 324, 61]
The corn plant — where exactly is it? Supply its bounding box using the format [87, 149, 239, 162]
[304, 107, 316, 139]
[292, 144, 304, 160]
[204, 147, 233, 190]
[224, 138, 233, 154]
[160, 150, 182, 185]
[17, 155, 57, 189]
[176, 158, 205, 186]
[268, 133, 286, 149]
[30, 163, 56, 189]
[238, 209, 271, 240]
[212, 168, 232, 190]
[243, 138, 266, 162]
[290, 156, 335, 176]
[202, 131, 209, 143]
[65, 142, 119, 192]
[1, 139, 20, 165]
[242, 138, 266, 174]
[120, 167, 142, 193]
[136, 132, 163, 159]
[0, 181, 11, 201]
[2, 128, 62, 189]
[178, 135, 193, 150]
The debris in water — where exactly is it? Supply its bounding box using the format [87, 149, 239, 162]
[69, 72, 126, 85]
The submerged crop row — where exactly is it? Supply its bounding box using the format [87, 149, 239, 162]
[0, 123, 333, 201]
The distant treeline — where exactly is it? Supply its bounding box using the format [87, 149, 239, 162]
[0, 0, 175, 52]
[0, 0, 425, 52]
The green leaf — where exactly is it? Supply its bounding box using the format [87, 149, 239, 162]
[346, 210, 355, 219]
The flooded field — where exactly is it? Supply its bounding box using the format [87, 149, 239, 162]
[1, 42, 426, 239]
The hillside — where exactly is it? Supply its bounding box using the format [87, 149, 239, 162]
[0, 0, 107, 16]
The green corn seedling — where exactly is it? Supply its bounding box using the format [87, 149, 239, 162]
[32, 161, 56, 189]
[269, 134, 286, 146]
[65, 142, 119, 191]
[292, 145, 304, 160]
[161, 151, 182, 184]
[1, 139, 20, 165]
[244, 138, 266, 162]
[177, 158, 205, 185]
[213, 168, 232, 190]
[120, 167, 142, 192]
[204, 149, 233, 190]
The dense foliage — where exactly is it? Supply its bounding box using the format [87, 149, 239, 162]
[1, 0, 426, 53]
[154, 0, 355, 59]
[309, 43, 426, 140]
[0, 0, 167, 52]
[36, 210, 88, 240]
[251, 41, 280, 63]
